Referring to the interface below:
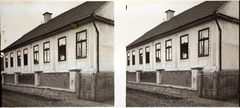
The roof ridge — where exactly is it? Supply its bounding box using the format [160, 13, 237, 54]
[127, 1, 228, 49]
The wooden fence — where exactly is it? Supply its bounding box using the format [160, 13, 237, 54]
[5, 74, 15, 84]
[39, 72, 70, 89]
[140, 71, 156, 83]
[126, 72, 136, 82]
[199, 70, 239, 100]
[18, 73, 35, 85]
[162, 71, 191, 87]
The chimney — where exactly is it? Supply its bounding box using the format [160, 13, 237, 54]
[165, 9, 175, 21]
[43, 12, 52, 23]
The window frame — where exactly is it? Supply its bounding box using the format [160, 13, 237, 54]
[10, 53, 13, 67]
[76, 30, 87, 59]
[145, 46, 150, 64]
[165, 39, 172, 61]
[5, 54, 8, 68]
[58, 36, 67, 61]
[139, 48, 143, 64]
[180, 35, 189, 60]
[155, 43, 161, 62]
[23, 48, 28, 66]
[132, 50, 135, 65]
[198, 28, 209, 57]
[127, 52, 130, 66]
[43, 41, 50, 63]
[33, 45, 39, 64]
[17, 50, 21, 66]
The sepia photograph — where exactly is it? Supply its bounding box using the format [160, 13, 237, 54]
[125, 1, 239, 107]
[1, 1, 114, 107]
[0, 0, 239, 107]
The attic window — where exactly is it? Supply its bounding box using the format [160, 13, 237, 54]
[166, 39, 172, 61]
[33, 45, 39, 64]
[23, 49, 28, 65]
[10, 53, 13, 67]
[58, 37, 66, 61]
[180, 35, 189, 59]
[155, 43, 161, 62]
[5, 54, 8, 68]
[76, 30, 87, 59]
[198, 28, 209, 57]
[132, 51, 135, 65]
[43, 42, 50, 63]
[139, 48, 143, 64]
[127, 52, 130, 66]
[145, 46, 150, 64]
[17, 51, 21, 66]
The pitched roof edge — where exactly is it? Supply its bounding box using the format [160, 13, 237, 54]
[126, 14, 216, 50]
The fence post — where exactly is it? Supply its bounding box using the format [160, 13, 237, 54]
[91, 73, 96, 101]
[126, 71, 128, 82]
[14, 72, 21, 85]
[69, 69, 82, 95]
[34, 71, 43, 86]
[191, 66, 204, 97]
[136, 70, 142, 83]
[213, 71, 218, 99]
[156, 69, 165, 84]
[1, 73, 6, 84]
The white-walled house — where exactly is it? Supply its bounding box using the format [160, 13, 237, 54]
[2, 1, 114, 101]
[126, 1, 239, 100]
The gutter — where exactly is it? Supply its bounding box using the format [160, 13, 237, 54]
[214, 11, 222, 71]
[91, 13, 100, 73]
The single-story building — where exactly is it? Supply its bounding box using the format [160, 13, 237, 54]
[1, 1, 114, 101]
[126, 1, 239, 100]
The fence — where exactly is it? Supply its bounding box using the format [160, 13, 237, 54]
[5, 74, 15, 84]
[39, 72, 70, 89]
[18, 73, 35, 85]
[199, 70, 239, 100]
[126, 70, 192, 87]
[140, 71, 156, 83]
[126, 72, 136, 82]
[162, 71, 191, 87]
[79, 72, 114, 101]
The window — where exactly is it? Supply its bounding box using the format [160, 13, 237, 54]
[76, 30, 87, 59]
[155, 43, 161, 62]
[127, 52, 130, 66]
[23, 49, 28, 65]
[5, 54, 8, 68]
[43, 42, 50, 63]
[132, 51, 135, 65]
[180, 35, 189, 59]
[139, 48, 143, 64]
[33, 45, 39, 64]
[145, 46, 150, 63]
[166, 39, 172, 61]
[58, 37, 66, 61]
[10, 53, 13, 67]
[198, 28, 209, 57]
[17, 51, 21, 66]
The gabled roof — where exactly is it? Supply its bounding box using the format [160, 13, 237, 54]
[127, 1, 228, 50]
[3, 1, 109, 52]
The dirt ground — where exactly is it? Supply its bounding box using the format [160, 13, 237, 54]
[1, 89, 113, 107]
[126, 88, 206, 107]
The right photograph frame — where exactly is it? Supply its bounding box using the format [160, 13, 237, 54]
[125, 1, 239, 107]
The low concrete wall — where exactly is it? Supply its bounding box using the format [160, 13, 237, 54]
[96, 72, 114, 101]
[127, 82, 198, 99]
[2, 84, 77, 99]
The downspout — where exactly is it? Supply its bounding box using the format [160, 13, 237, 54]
[91, 13, 99, 73]
[214, 11, 222, 71]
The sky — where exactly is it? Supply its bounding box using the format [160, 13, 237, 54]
[0, 0, 205, 107]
